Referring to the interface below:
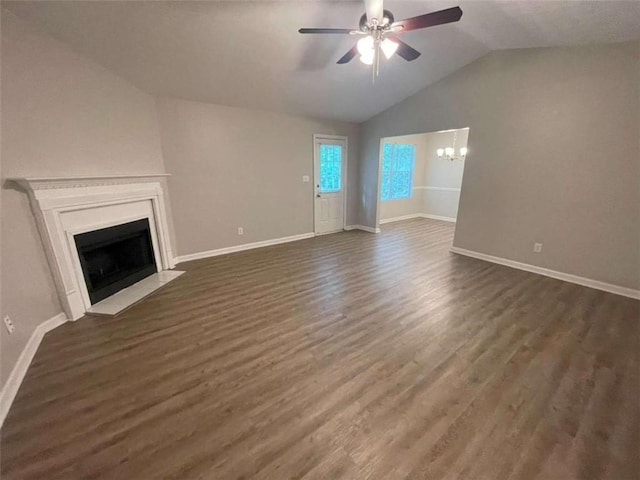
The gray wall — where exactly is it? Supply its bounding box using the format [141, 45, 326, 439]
[0, 11, 167, 385]
[156, 97, 360, 257]
[359, 42, 640, 290]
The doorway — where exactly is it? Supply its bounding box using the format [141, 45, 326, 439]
[377, 128, 469, 226]
[313, 134, 347, 235]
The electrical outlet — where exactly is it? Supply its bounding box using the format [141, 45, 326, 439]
[533, 243, 543, 253]
[4, 316, 15, 335]
[237, 227, 244, 235]
[302, 175, 310, 183]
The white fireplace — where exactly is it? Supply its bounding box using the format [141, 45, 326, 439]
[13, 175, 177, 320]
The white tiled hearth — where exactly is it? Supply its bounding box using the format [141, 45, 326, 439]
[12, 175, 183, 320]
[87, 270, 184, 316]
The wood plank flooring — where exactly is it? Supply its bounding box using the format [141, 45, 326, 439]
[1, 218, 638, 479]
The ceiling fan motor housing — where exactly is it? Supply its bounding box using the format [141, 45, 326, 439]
[359, 10, 395, 32]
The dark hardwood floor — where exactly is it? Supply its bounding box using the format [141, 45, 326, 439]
[1, 219, 638, 479]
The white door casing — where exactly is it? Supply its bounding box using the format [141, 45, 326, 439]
[313, 135, 347, 235]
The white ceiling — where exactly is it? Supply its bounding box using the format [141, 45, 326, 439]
[4, 1, 640, 123]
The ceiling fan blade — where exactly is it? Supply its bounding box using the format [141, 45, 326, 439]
[387, 35, 421, 61]
[392, 6, 462, 32]
[364, 0, 384, 23]
[298, 28, 353, 34]
[337, 45, 359, 64]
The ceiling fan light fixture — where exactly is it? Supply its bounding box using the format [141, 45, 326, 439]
[357, 36, 374, 56]
[381, 38, 399, 59]
[360, 52, 374, 65]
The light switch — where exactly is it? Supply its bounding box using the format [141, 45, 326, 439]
[302, 175, 310, 183]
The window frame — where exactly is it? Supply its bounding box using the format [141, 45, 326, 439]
[380, 142, 416, 201]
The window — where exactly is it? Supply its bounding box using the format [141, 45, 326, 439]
[380, 143, 416, 200]
[319, 144, 342, 192]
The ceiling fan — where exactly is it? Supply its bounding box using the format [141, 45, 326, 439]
[298, 1, 462, 79]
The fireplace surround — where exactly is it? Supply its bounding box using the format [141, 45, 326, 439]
[12, 175, 176, 320]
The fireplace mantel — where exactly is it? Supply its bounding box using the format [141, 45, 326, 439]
[11, 174, 176, 320]
[11, 174, 171, 191]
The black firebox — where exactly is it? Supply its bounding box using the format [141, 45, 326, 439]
[74, 219, 157, 305]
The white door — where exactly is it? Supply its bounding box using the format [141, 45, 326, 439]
[314, 135, 347, 234]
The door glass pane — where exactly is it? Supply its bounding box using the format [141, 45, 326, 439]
[319, 144, 342, 192]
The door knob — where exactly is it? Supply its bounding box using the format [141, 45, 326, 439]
[316, 194, 321, 198]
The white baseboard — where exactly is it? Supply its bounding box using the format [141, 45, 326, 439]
[176, 232, 315, 263]
[379, 213, 456, 225]
[421, 213, 457, 223]
[379, 214, 423, 224]
[0, 312, 68, 429]
[345, 225, 381, 234]
[450, 247, 640, 300]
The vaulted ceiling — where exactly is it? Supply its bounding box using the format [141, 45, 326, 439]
[4, 1, 640, 122]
